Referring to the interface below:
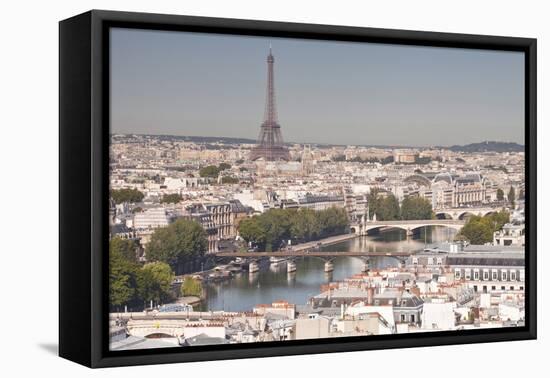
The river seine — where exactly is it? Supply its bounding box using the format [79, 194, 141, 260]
[201, 226, 456, 312]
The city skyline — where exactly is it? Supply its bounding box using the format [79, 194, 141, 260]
[110, 132, 525, 149]
[110, 28, 525, 147]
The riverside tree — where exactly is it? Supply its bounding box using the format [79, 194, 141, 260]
[367, 188, 400, 220]
[400, 196, 434, 220]
[457, 211, 510, 245]
[110, 236, 183, 310]
[239, 207, 349, 252]
[109, 238, 139, 309]
[180, 276, 202, 297]
[136, 262, 174, 307]
[146, 218, 208, 270]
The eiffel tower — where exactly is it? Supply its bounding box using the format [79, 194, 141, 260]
[250, 45, 290, 161]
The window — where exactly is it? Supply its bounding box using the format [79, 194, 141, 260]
[427, 257, 434, 265]
[491, 286, 496, 291]
[465, 269, 471, 280]
[483, 270, 489, 281]
[501, 286, 506, 290]
[455, 269, 461, 279]
[436, 257, 443, 266]
[401, 314, 406, 322]
[510, 271, 517, 281]
[412, 257, 418, 265]
[410, 314, 415, 323]
[474, 270, 480, 280]
[473, 285, 478, 292]
[501, 270, 508, 281]
[483, 285, 487, 293]
[520, 286, 524, 291]
[520, 270, 525, 282]
[492, 270, 498, 281]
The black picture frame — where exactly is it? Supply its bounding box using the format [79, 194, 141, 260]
[59, 9, 537, 368]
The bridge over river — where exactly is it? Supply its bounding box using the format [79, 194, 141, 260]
[213, 249, 416, 270]
[211, 219, 464, 272]
[349, 219, 465, 236]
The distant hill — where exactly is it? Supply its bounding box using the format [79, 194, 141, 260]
[114, 134, 258, 145]
[445, 141, 524, 153]
[158, 134, 258, 144]
[112, 134, 525, 152]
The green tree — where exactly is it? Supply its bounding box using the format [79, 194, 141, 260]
[401, 196, 433, 220]
[109, 238, 139, 309]
[161, 193, 182, 204]
[368, 188, 400, 220]
[111, 188, 144, 204]
[485, 211, 510, 231]
[379, 195, 400, 220]
[218, 162, 231, 171]
[457, 216, 494, 244]
[239, 207, 348, 251]
[238, 216, 266, 248]
[180, 276, 202, 297]
[110, 237, 139, 263]
[146, 219, 207, 269]
[457, 211, 510, 245]
[136, 262, 174, 306]
[496, 188, 504, 201]
[199, 165, 220, 178]
[260, 208, 292, 251]
[508, 186, 516, 206]
[367, 188, 382, 220]
[289, 208, 320, 241]
[221, 176, 239, 184]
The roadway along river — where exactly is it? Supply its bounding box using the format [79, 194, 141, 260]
[200, 226, 457, 312]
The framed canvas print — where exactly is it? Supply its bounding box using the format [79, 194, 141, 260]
[59, 10, 537, 368]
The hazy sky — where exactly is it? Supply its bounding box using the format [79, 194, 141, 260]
[110, 28, 525, 147]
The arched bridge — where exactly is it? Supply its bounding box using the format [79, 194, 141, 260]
[434, 206, 504, 220]
[350, 219, 465, 236]
[125, 319, 186, 339]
